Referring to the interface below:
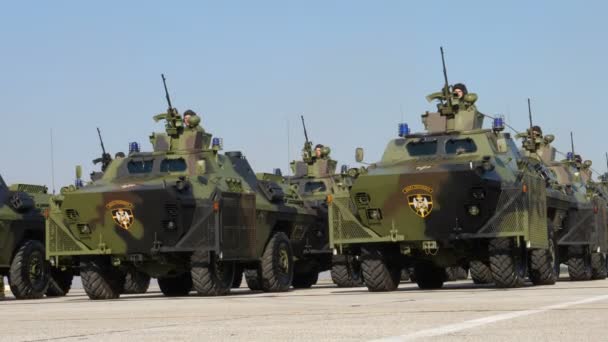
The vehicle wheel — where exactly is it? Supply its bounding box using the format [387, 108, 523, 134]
[244, 268, 263, 291]
[408, 267, 416, 282]
[414, 263, 445, 289]
[489, 238, 527, 288]
[191, 251, 235, 296]
[46, 267, 74, 297]
[567, 247, 592, 281]
[591, 253, 607, 280]
[260, 232, 293, 292]
[400, 268, 410, 282]
[122, 268, 151, 294]
[469, 261, 492, 284]
[360, 247, 400, 292]
[9, 240, 50, 299]
[80, 258, 125, 300]
[232, 265, 244, 288]
[158, 273, 192, 296]
[331, 255, 363, 287]
[444, 267, 459, 281]
[529, 237, 558, 285]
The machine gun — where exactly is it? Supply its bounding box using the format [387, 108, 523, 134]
[424, 47, 454, 116]
[153, 74, 182, 135]
[522, 98, 538, 153]
[92, 127, 112, 172]
[301, 115, 313, 162]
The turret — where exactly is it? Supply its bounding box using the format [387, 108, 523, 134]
[422, 90, 483, 132]
[149, 74, 213, 152]
[420, 48, 484, 133]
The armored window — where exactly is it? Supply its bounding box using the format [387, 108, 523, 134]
[445, 138, 477, 154]
[160, 158, 187, 173]
[304, 181, 327, 193]
[406, 140, 438, 156]
[127, 160, 154, 174]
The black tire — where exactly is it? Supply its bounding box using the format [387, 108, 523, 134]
[292, 270, 319, 288]
[400, 268, 410, 282]
[8, 240, 50, 299]
[331, 255, 364, 287]
[260, 232, 293, 292]
[191, 251, 235, 296]
[244, 268, 263, 291]
[122, 268, 151, 294]
[46, 267, 74, 297]
[232, 265, 244, 288]
[469, 261, 492, 284]
[489, 238, 527, 288]
[591, 253, 607, 280]
[158, 273, 192, 296]
[407, 267, 416, 282]
[414, 263, 445, 289]
[360, 247, 400, 292]
[567, 246, 592, 281]
[529, 237, 558, 285]
[444, 267, 459, 281]
[80, 258, 125, 300]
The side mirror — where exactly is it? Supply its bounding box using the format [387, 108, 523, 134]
[355, 148, 364, 163]
[544, 134, 555, 144]
[584, 160, 593, 168]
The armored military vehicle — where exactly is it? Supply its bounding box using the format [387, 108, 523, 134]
[283, 117, 363, 288]
[328, 48, 557, 291]
[46, 76, 322, 300]
[0, 175, 73, 299]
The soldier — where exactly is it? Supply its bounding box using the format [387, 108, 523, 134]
[114, 152, 125, 159]
[453, 83, 468, 99]
[183, 109, 197, 127]
[314, 144, 324, 159]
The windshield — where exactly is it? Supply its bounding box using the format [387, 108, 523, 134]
[160, 158, 187, 173]
[445, 138, 477, 154]
[406, 140, 438, 156]
[127, 160, 154, 174]
[304, 181, 327, 193]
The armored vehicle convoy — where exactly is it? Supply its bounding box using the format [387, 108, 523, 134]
[46, 76, 322, 300]
[0, 175, 73, 299]
[328, 48, 557, 291]
[284, 117, 363, 288]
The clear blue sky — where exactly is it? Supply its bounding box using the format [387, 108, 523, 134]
[1, 1, 607, 190]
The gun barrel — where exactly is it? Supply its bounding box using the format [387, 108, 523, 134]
[440, 47, 449, 89]
[527, 98, 533, 129]
[96, 127, 107, 155]
[570, 132, 575, 155]
[300, 115, 309, 143]
[161, 74, 173, 110]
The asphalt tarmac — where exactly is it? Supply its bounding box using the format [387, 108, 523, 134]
[1, 273, 607, 342]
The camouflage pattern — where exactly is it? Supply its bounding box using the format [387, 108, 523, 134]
[522, 129, 608, 279]
[46, 102, 323, 298]
[0, 175, 53, 298]
[285, 137, 362, 287]
[329, 85, 557, 289]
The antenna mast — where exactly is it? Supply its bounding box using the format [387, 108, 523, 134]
[50, 128, 56, 195]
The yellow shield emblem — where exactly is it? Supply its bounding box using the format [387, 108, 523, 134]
[106, 200, 135, 230]
[407, 194, 434, 218]
[111, 208, 134, 230]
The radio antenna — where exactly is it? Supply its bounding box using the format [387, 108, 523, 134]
[50, 128, 56, 195]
